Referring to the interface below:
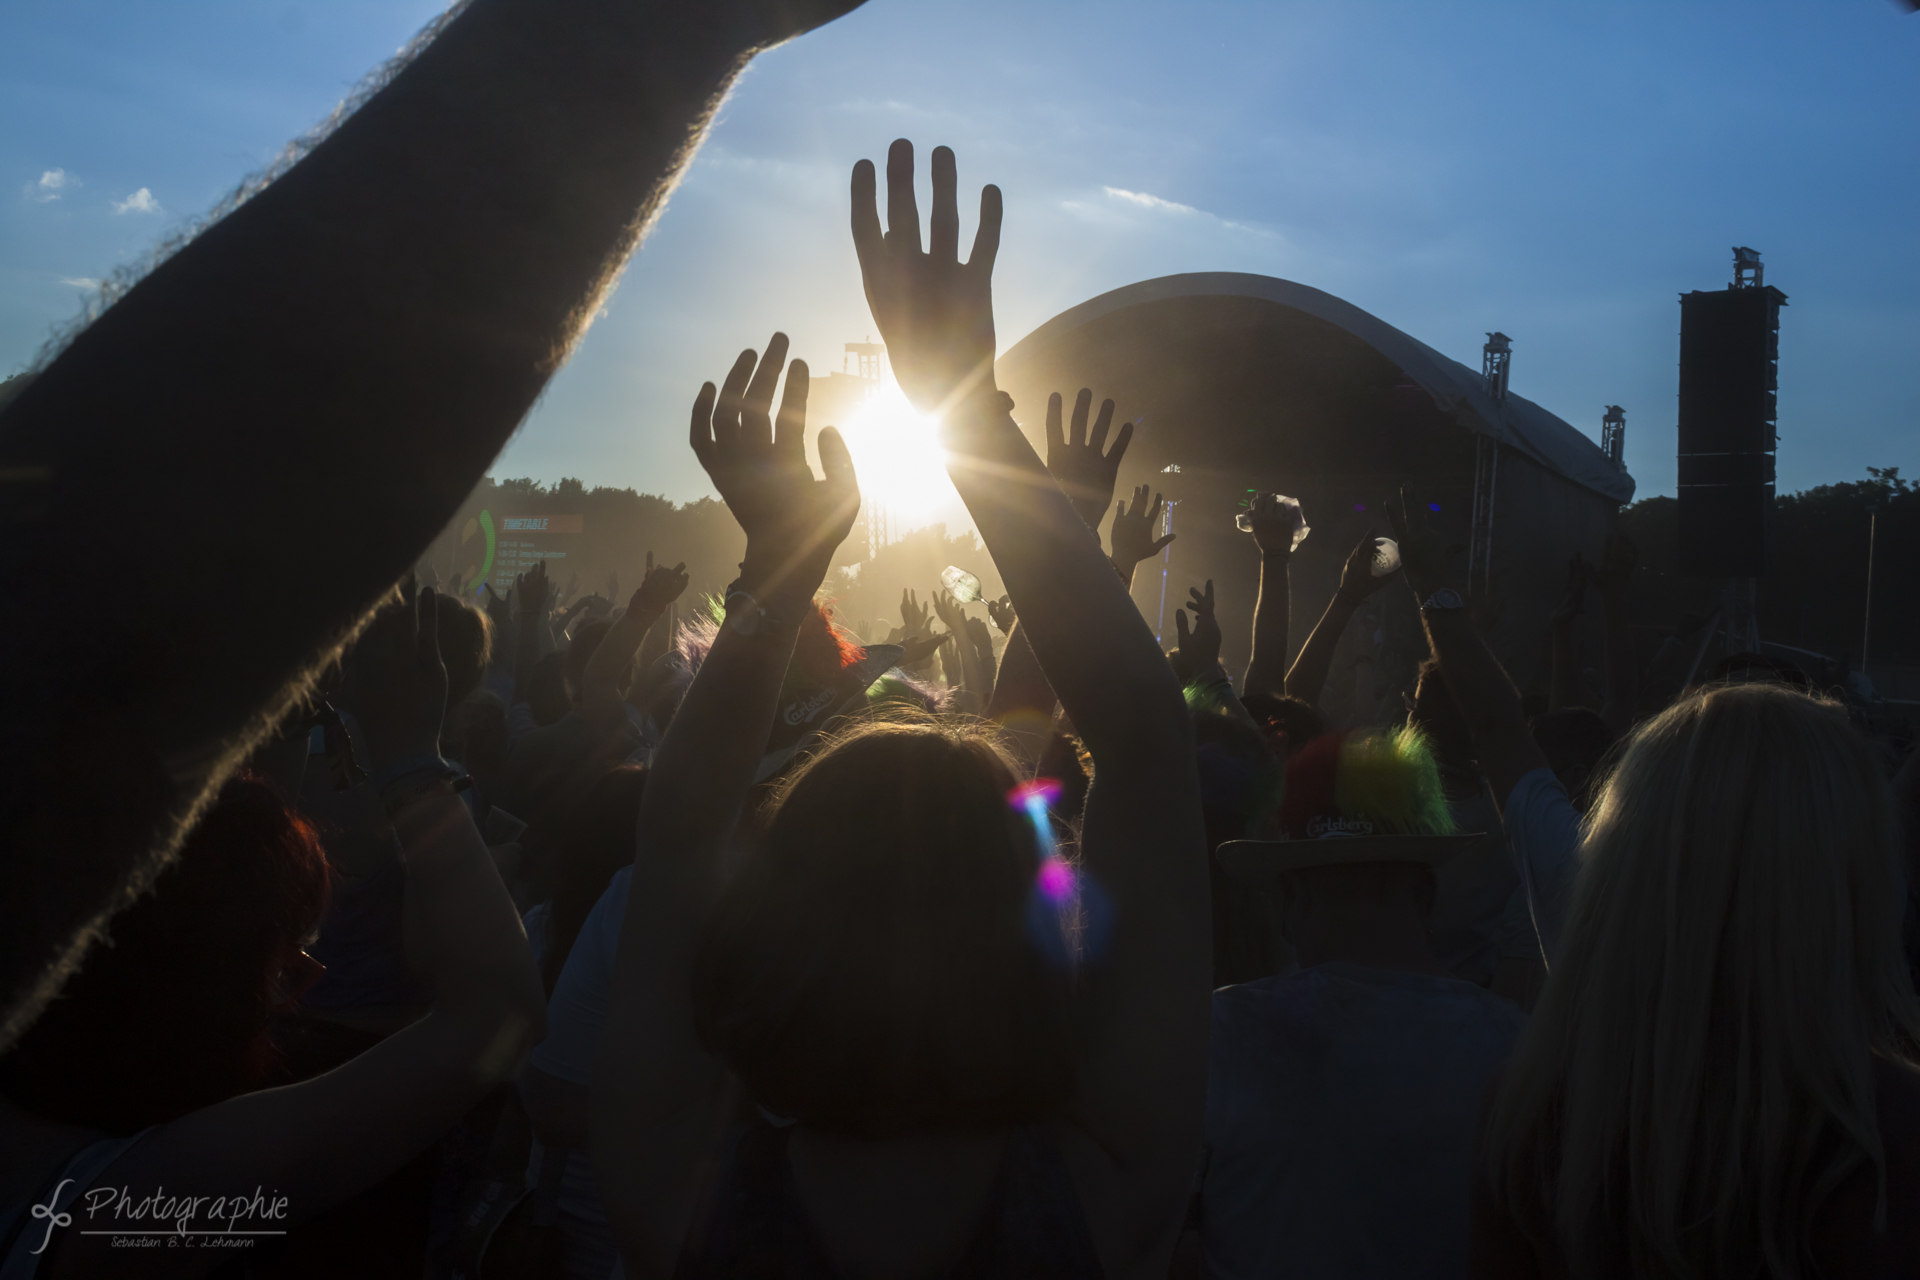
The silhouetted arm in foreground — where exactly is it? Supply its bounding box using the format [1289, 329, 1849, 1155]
[0, 0, 864, 1051]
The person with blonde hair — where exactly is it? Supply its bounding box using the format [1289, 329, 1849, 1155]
[1470, 681, 1920, 1276]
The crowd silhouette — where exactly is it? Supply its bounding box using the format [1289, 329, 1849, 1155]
[1, 3, 1917, 1278]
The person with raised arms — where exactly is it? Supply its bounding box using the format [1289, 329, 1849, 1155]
[591, 140, 1208, 1279]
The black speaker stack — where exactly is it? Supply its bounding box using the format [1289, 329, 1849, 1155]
[1675, 260, 1786, 578]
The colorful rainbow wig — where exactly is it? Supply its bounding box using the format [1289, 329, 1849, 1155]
[1280, 727, 1457, 840]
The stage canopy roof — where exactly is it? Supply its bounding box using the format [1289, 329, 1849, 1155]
[997, 272, 1635, 505]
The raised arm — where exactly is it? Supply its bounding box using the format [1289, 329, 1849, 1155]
[593, 338, 859, 1275]
[0, 0, 865, 1050]
[1389, 487, 1547, 804]
[855, 139, 1209, 1276]
[931, 586, 990, 709]
[1172, 581, 1263, 736]
[1283, 531, 1398, 705]
[579, 554, 689, 714]
[1240, 493, 1299, 696]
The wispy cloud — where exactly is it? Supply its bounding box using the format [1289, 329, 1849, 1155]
[1092, 185, 1276, 241]
[24, 169, 75, 203]
[112, 187, 162, 215]
[1103, 186, 1200, 215]
[57, 276, 101, 290]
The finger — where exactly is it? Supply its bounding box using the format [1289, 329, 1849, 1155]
[1150, 493, 1166, 524]
[673, 562, 686, 576]
[1070, 388, 1091, 448]
[1151, 533, 1177, 554]
[743, 333, 790, 447]
[968, 183, 1002, 274]
[1114, 500, 1125, 525]
[851, 158, 883, 271]
[930, 145, 959, 263]
[1088, 398, 1114, 455]
[777, 358, 810, 459]
[885, 138, 922, 253]
[1176, 609, 1191, 647]
[716, 351, 758, 448]
[1205, 579, 1216, 611]
[1107, 416, 1134, 469]
[816, 426, 859, 508]
[1045, 392, 1064, 462]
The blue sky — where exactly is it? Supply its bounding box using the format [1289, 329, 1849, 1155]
[5, 0, 1915, 517]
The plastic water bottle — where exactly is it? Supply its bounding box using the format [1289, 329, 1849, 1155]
[1370, 537, 1402, 578]
[941, 565, 983, 603]
[1235, 494, 1310, 551]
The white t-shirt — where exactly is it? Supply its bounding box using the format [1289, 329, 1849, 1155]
[1500, 768, 1582, 959]
[1201, 963, 1527, 1280]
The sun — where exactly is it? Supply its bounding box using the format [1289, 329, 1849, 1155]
[822, 379, 958, 527]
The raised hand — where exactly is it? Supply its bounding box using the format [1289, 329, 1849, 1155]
[1336, 530, 1399, 603]
[1045, 389, 1134, 528]
[482, 582, 512, 633]
[1242, 492, 1302, 558]
[1551, 553, 1589, 626]
[1588, 531, 1637, 599]
[350, 576, 448, 770]
[898, 630, 950, 670]
[1110, 484, 1175, 574]
[900, 587, 933, 638]
[690, 333, 859, 612]
[851, 140, 1001, 415]
[931, 586, 969, 635]
[987, 595, 1017, 634]
[1170, 580, 1223, 685]
[631, 550, 690, 617]
[515, 561, 553, 621]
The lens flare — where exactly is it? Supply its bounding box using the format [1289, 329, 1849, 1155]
[1008, 777, 1064, 814]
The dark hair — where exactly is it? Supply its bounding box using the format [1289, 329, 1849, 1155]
[1240, 692, 1324, 755]
[1409, 657, 1474, 767]
[691, 718, 1077, 1136]
[563, 620, 613, 702]
[0, 775, 331, 1133]
[526, 766, 647, 995]
[434, 594, 492, 711]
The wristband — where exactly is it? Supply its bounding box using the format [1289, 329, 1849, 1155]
[723, 583, 789, 638]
